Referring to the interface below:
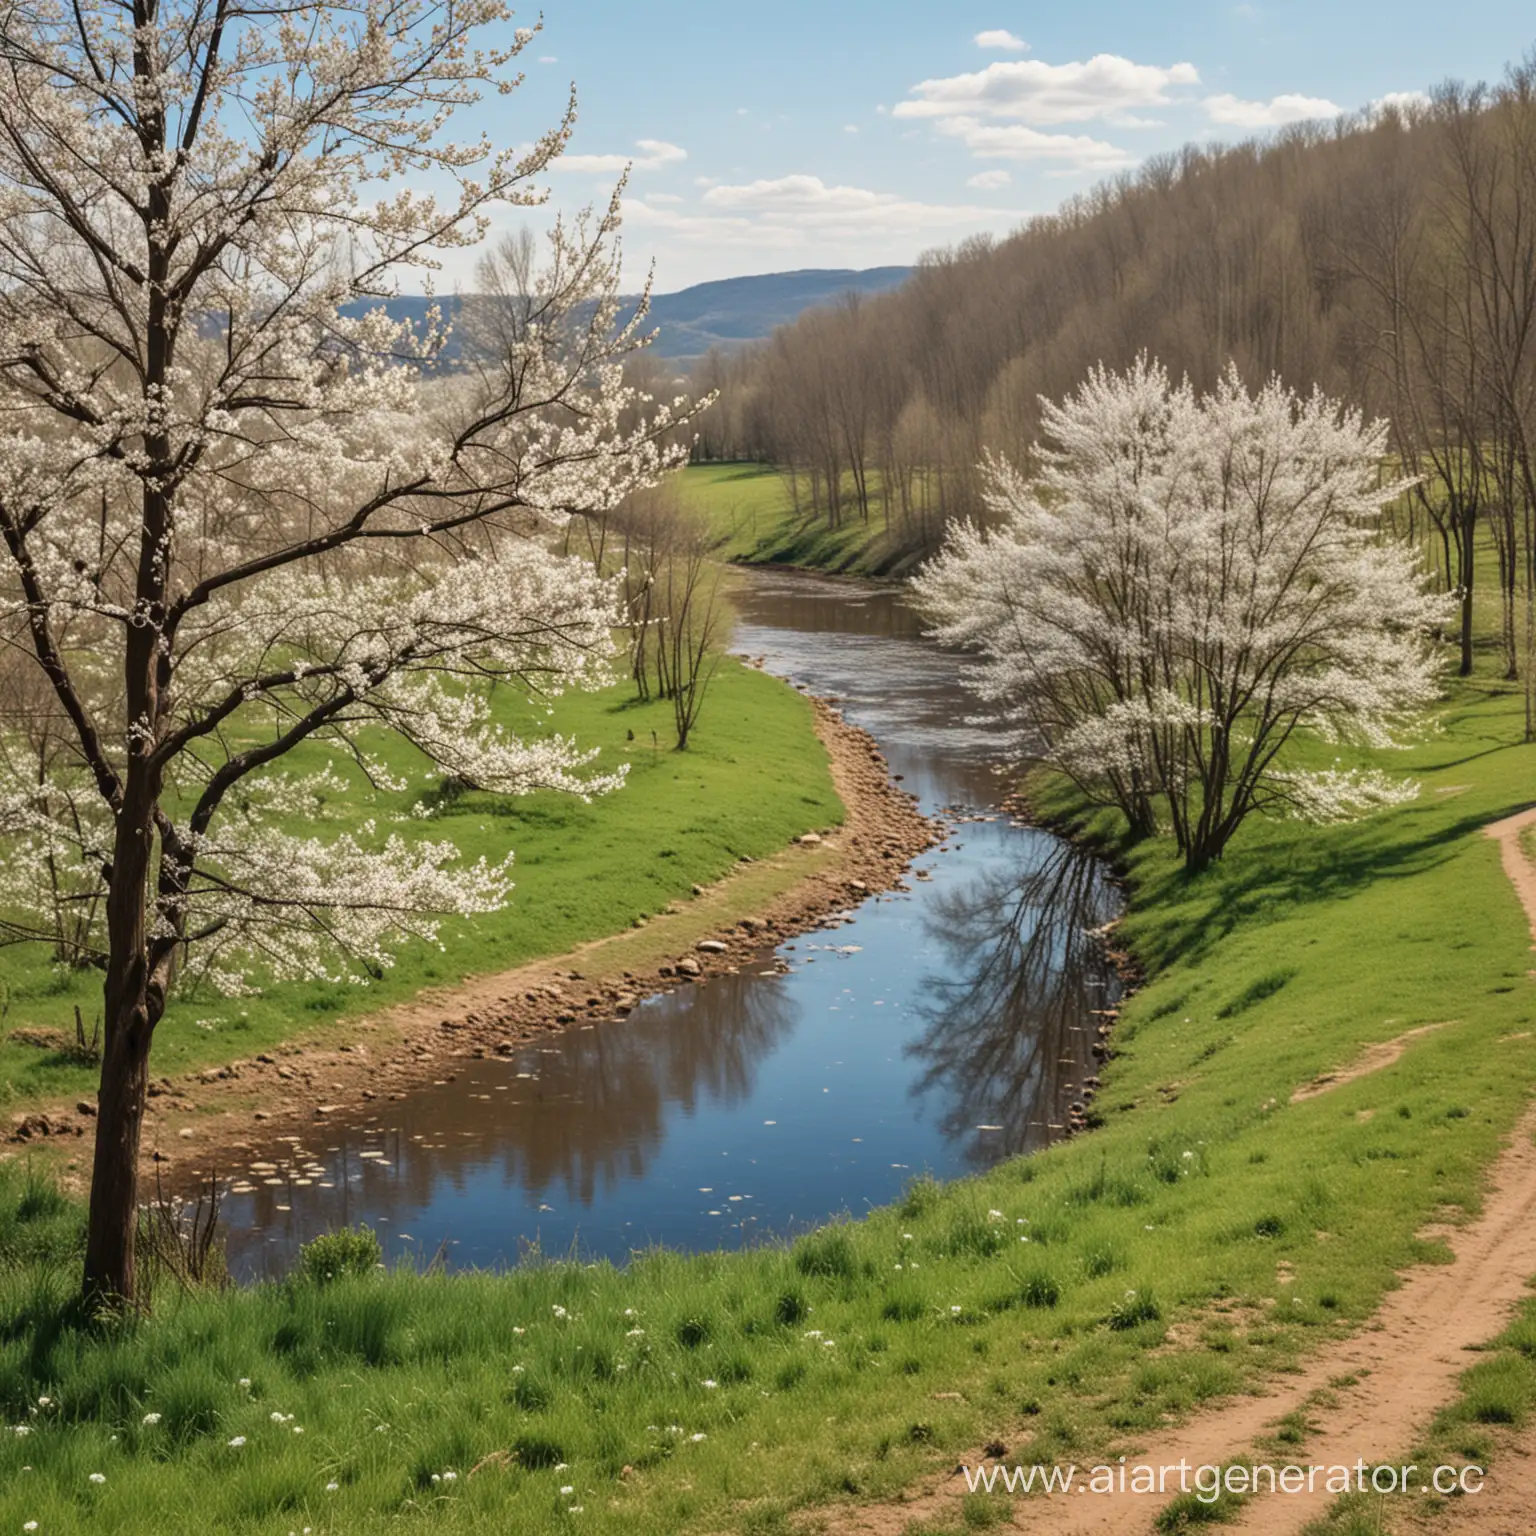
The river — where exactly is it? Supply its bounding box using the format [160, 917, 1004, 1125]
[215, 569, 1122, 1280]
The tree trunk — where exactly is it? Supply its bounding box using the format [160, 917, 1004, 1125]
[82, 760, 162, 1305]
[1460, 515, 1476, 678]
[82, 996, 153, 1307]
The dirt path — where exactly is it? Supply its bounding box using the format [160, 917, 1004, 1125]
[826, 808, 1536, 1536]
[6, 693, 939, 1183]
[1290, 1022, 1449, 1103]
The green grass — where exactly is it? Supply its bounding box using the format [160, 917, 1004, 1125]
[7, 516, 1536, 1530]
[680, 463, 931, 578]
[0, 658, 841, 1109]
[1, 657, 1535, 1530]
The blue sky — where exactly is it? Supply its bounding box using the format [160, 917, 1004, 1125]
[451, 0, 1536, 291]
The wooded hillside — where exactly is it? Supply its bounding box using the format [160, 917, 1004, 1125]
[698, 55, 1536, 684]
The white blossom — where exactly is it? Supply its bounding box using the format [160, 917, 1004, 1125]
[916, 358, 1452, 870]
[0, 0, 700, 1014]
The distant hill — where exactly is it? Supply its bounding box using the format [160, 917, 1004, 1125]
[637, 267, 913, 358]
[345, 267, 912, 366]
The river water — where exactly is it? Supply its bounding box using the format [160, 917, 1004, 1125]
[215, 570, 1122, 1280]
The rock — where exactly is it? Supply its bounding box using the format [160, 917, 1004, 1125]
[10, 1112, 74, 1142]
[314, 1104, 342, 1117]
[675, 957, 702, 978]
[178, 1127, 195, 1139]
[76, 1099, 96, 1117]
[696, 939, 729, 954]
[795, 832, 822, 846]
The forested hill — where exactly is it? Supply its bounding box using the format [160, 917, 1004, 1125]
[693, 70, 1536, 610]
[353, 266, 911, 362]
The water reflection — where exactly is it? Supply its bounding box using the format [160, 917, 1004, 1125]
[908, 841, 1122, 1167]
[219, 955, 799, 1276]
[214, 570, 1123, 1279]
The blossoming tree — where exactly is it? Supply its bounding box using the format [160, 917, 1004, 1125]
[915, 358, 1452, 873]
[0, 0, 695, 1304]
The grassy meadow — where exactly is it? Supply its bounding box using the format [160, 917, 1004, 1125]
[0, 636, 1534, 1529]
[0, 657, 842, 1114]
[680, 463, 925, 579]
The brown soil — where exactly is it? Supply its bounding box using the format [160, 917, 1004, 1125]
[1290, 1022, 1450, 1103]
[814, 808, 1536, 1536]
[12, 695, 940, 1182]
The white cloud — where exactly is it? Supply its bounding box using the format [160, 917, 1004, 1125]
[930, 116, 1136, 171]
[698, 175, 914, 214]
[565, 180, 1025, 288]
[844, 124, 860, 134]
[1203, 92, 1340, 128]
[967, 168, 1013, 189]
[975, 29, 1027, 51]
[1370, 90, 1432, 117]
[896, 54, 1199, 125]
[633, 176, 1015, 240]
[554, 139, 688, 173]
[643, 192, 684, 205]
[538, 55, 558, 64]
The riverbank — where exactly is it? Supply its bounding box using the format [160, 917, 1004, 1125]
[2, 661, 1535, 1534]
[149, 695, 934, 1188]
[7, 687, 937, 1189]
[681, 464, 929, 579]
[0, 658, 859, 1149]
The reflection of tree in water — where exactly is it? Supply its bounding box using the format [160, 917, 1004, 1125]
[907, 839, 1122, 1168]
[217, 964, 799, 1274]
[499, 968, 798, 1206]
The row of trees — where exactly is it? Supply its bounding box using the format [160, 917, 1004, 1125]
[713, 53, 1536, 692]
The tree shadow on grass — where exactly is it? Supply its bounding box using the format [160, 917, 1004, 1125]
[1132, 798, 1528, 974]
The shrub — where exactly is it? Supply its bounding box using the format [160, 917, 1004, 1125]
[298, 1225, 382, 1285]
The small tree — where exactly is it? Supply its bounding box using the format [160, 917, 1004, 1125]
[916, 359, 1453, 871]
[607, 487, 726, 745]
[655, 514, 727, 749]
[0, 0, 697, 1306]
